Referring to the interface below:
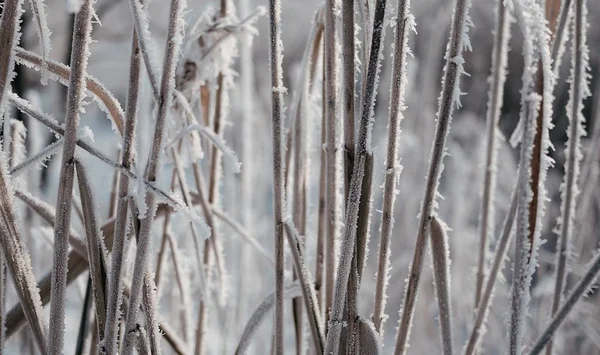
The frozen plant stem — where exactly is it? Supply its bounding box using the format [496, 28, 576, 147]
[142, 271, 162, 355]
[373, 0, 412, 334]
[267, 0, 286, 353]
[0, 158, 48, 354]
[528, 249, 600, 355]
[324, 0, 388, 351]
[74, 160, 109, 341]
[235, 283, 302, 354]
[315, 72, 327, 320]
[474, 0, 511, 308]
[101, 28, 141, 355]
[0, 0, 23, 120]
[342, 0, 357, 348]
[324, 0, 340, 323]
[429, 216, 453, 355]
[13, 48, 126, 134]
[463, 183, 518, 355]
[547, 0, 588, 353]
[394, 0, 472, 353]
[342, 0, 355, 202]
[509, 0, 552, 351]
[48, 0, 94, 352]
[283, 221, 324, 354]
[120, 0, 185, 352]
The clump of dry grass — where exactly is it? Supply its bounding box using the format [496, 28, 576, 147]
[0, 0, 598, 354]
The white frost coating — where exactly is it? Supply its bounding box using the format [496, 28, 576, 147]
[9, 139, 64, 176]
[0, 148, 48, 353]
[170, 91, 242, 172]
[8, 119, 27, 168]
[474, 0, 512, 311]
[550, 0, 573, 77]
[121, 0, 188, 350]
[27, 0, 52, 84]
[395, 0, 473, 352]
[508, 0, 555, 352]
[0, 0, 24, 126]
[373, 0, 413, 336]
[128, 0, 162, 99]
[13, 48, 126, 135]
[357, 317, 382, 354]
[185, 6, 266, 60]
[549, 1, 590, 351]
[557, 0, 590, 249]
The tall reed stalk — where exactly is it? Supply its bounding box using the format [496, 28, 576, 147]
[547, 0, 589, 353]
[324, 0, 341, 322]
[324, 0, 388, 352]
[474, 0, 511, 308]
[101, 28, 142, 355]
[267, 0, 286, 352]
[394, 0, 472, 353]
[48, 0, 94, 352]
[120, 0, 185, 353]
[373, 0, 412, 334]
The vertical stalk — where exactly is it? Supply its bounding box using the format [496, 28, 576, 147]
[315, 64, 327, 321]
[267, 0, 286, 352]
[324, 0, 388, 351]
[101, 27, 142, 355]
[394, 0, 472, 353]
[48, 0, 94, 352]
[343, 0, 355, 201]
[373, 0, 412, 334]
[529, 248, 600, 355]
[74, 160, 109, 341]
[463, 184, 518, 355]
[342, 1, 357, 351]
[547, 0, 587, 353]
[474, 0, 511, 308]
[508, 0, 553, 351]
[429, 216, 453, 355]
[0, 0, 24, 120]
[324, 0, 340, 323]
[120, 0, 185, 352]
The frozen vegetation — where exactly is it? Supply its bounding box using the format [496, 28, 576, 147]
[0, 0, 598, 354]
